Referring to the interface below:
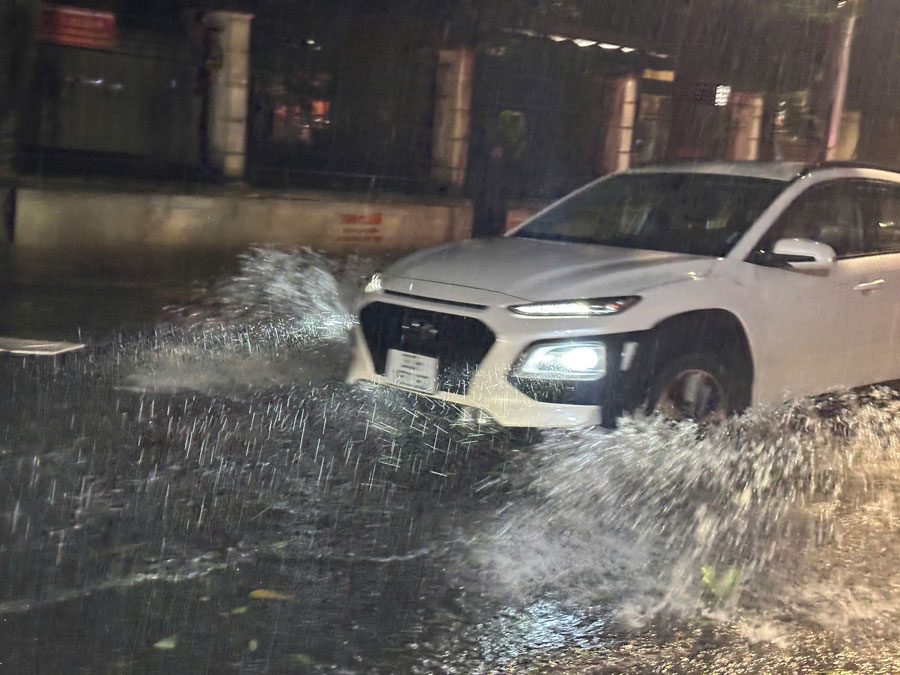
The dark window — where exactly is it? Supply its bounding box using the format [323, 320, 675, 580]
[759, 182, 866, 258]
[514, 173, 784, 257]
[859, 182, 900, 255]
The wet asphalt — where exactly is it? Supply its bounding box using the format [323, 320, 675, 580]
[7, 248, 900, 674]
[0, 255, 525, 673]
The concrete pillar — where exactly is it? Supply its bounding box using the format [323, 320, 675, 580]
[597, 74, 638, 174]
[431, 48, 473, 191]
[832, 110, 860, 160]
[207, 11, 253, 180]
[729, 92, 764, 161]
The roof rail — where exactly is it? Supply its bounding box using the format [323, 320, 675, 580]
[799, 160, 900, 175]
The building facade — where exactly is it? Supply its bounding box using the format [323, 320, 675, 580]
[4, 0, 892, 213]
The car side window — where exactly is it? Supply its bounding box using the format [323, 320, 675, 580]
[760, 182, 866, 258]
[863, 182, 900, 255]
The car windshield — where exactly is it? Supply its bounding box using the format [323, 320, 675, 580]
[513, 173, 786, 257]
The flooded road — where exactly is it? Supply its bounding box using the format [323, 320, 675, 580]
[4, 248, 900, 673]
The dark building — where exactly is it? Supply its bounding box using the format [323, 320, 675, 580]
[4, 0, 891, 215]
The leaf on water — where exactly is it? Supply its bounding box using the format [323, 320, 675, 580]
[249, 588, 294, 600]
[231, 606, 249, 614]
[248, 639, 259, 652]
[153, 635, 178, 650]
[701, 564, 740, 599]
[286, 653, 314, 665]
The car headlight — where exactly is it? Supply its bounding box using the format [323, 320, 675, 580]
[512, 341, 607, 381]
[364, 272, 383, 294]
[509, 296, 640, 318]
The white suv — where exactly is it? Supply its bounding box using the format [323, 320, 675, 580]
[347, 162, 900, 427]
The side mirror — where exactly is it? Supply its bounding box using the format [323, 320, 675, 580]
[772, 238, 836, 271]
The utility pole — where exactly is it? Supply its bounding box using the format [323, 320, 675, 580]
[824, 4, 857, 160]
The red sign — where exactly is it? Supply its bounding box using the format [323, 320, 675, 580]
[37, 4, 117, 50]
[339, 213, 382, 226]
[334, 213, 383, 243]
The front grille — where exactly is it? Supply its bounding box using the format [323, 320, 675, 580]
[359, 302, 495, 395]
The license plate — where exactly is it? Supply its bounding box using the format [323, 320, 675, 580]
[385, 349, 439, 394]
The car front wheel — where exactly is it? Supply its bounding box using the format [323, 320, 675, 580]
[646, 352, 744, 423]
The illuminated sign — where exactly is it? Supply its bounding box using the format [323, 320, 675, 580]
[642, 69, 675, 83]
[714, 85, 732, 107]
[693, 82, 732, 107]
[37, 4, 117, 50]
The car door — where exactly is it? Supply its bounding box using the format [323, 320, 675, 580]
[854, 180, 900, 382]
[745, 180, 892, 399]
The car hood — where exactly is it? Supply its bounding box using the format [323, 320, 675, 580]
[385, 237, 716, 302]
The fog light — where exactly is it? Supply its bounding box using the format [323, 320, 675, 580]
[513, 341, 606, 381]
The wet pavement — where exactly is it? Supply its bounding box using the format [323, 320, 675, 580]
[0, 249, 521, 673]
[4, 247, 900, 673]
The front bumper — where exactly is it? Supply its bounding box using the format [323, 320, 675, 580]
[345, 289, 648, 427]
[346, 324, 607, 428]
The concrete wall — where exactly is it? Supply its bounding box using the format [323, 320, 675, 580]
[14, 188, 473, 257]
[505, 200, 551, 232]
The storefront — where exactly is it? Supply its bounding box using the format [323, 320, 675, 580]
[17, 3, 201, 176]
[246, 2, 439, 193]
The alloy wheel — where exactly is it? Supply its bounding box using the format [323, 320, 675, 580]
[655, 368, 727, 423]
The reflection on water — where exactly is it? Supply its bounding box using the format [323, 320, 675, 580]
[2, 247, 900, 672]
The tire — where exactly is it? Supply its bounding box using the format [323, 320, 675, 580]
[645, 352, 748, 423]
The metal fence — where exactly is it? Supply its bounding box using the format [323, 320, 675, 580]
[11, 2, 674, 202]
[246, 7, 439, 194]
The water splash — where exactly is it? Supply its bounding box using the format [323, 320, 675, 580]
[122, 247, 377, 393]
[470, 388, 900, 650]
[171, 246, 374, 331]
